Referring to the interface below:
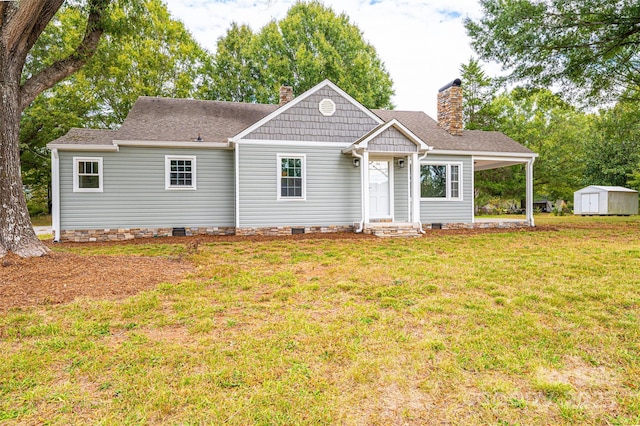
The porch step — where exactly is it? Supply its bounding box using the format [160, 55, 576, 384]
[363, 222, 422, 238]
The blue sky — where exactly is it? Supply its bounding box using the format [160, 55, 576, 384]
[165, 0, 494, 116]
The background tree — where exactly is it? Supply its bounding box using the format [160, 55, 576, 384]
[19, 0, 210, 217]
[465, 0, 640, 103]
[0, 0, 125, 258]
[203, 0, 394, 109]
[583, 100, 640, 188]
[460, 57, 496, 130]
[487, 88, 590, 201]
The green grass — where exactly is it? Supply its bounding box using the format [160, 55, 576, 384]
[2, 216, 639, 424]
[30, 215, 52, 227]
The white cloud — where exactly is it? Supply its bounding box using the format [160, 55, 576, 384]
[166, 0, 497, 117]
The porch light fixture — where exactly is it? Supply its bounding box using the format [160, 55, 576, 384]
[397, 159, 405, 168]
[352, 158, 360, 167]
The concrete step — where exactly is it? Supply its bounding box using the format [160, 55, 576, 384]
[363, 222, 422, 238]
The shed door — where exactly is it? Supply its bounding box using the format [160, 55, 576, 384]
[581, 193, 599, 213]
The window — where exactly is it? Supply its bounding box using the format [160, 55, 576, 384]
[420, 163, 462, 200]
[73, 157, 103, 192]
[165, 155, 196, 190]
[278, 154, 305, 200]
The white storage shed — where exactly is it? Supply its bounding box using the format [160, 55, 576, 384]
[574, 186, 638, 215]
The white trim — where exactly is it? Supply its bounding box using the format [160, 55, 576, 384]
[526, 158, 535, 226]
[277, 154, 306, 201]
[363, 151, 370, 223]
[116, 140, 230, 149]
[419, 161, 463, 201]
[229, 79, 383, 142]
[51, 149, 61, 242]
[432, 149, 537, 159]
[235, 139, 352, 148]
[165, 155, 197, 190]
[73, 157, 103, 193]
[471, 157, 476, 223]
[235, 143, 240, 228]
[48, 144, 118, 152]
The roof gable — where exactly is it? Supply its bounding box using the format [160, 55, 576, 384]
[231, 80, 382, 143]
[346, 119, 431, 154]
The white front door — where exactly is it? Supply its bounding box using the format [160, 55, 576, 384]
[369, 160, 390, 218]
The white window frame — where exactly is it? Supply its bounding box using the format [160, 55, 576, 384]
[165, 155, 197, 190]
[420, 161, 463, 201]
[73, 157, 103, 193]
[277, 154, 306, 201]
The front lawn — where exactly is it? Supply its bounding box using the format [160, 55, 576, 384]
[1, 216, 639, 424]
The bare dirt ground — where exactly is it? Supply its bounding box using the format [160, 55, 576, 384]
[0, 226, 558, 312]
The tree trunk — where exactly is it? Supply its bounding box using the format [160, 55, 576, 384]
[0, 66, 50, 258]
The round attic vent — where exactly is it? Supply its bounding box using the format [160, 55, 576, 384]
[319, 98, 336, 116]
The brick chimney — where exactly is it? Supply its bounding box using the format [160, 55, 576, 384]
[437, 78, 463, 136]
[279, 85, 294, 106]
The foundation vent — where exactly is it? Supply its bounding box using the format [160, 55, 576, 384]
[172, 227, 186, 236]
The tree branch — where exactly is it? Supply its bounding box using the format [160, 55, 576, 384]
[19, 0, 110, 111]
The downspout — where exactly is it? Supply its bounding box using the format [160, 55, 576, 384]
[416, 149, 430, 234]
[352, 150, 365, 232]
[51, 149, 61, 242]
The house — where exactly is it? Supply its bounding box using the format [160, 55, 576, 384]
[573, 186, 638, 215]
[47, 79, 537, 242]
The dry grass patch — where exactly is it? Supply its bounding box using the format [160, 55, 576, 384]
[1, 216, 639, 424]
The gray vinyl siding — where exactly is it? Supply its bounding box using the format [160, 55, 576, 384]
[420, 155, 473, 223]
[393, 160, 409, 221]
[245, 86, 379, 142]
[368, 127, 417, 152]
[238, 144, 361, 227]
[59, 147, 234, 229]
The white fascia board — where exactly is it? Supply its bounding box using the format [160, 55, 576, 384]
[114, 140, 230, 149]
[229, 79, 384, 142]
[433, 149, 538, 159]
[46, 143, 119, 152]
[236, 139, 352, 148]
[357, 119, 432, 151]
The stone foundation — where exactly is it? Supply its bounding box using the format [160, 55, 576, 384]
[422, 221, 530, 230]
[57, 221, 531, 242]
[235, 225, 353, 236]
[58, 226, 235, 242]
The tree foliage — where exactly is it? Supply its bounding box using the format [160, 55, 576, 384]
[462, 60, 591, 203]
[460, 57, 496, 130]
[19, 0, 209, 215]
[466, 0, 640, 103]
[583, 100, 640, 188]
[204, 1, 394, 109]
[487, 88, 590, 201]
[1, 0, 123, 257]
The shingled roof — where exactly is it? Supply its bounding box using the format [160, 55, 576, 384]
[48, 96, 533, 156]
[116, 97, 278, 143]
[373, 110, 533, 154]
[50, 128, 118, 146]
